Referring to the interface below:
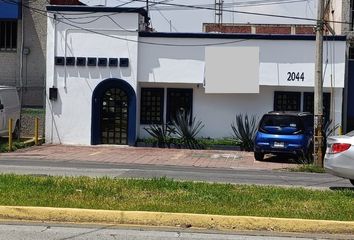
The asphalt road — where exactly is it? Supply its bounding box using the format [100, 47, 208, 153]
[0, 158, 352, 189]
[0, 222, 351, 240]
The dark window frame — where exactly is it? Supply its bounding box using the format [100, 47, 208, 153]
[274, 91, 301, 111]
[303, 92, 331, 122]
[167, 88, 193, 123]
[140, 88, 164, 124]
[0, 21, 17, 51]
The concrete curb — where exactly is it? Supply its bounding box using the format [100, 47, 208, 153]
[0, 206, 353, 234]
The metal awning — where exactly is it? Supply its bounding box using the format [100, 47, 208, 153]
[0, 0, 21, 19]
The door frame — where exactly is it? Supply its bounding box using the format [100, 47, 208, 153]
[91, 78, 136, 146]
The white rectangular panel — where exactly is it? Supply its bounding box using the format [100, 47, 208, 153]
[205, 47, 259, 93]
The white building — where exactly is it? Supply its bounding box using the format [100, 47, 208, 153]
[46, 5, 346, 146]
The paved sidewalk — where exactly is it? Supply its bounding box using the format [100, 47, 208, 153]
[0, 145, 297, 170]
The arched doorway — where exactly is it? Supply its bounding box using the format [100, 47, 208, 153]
[91, 79, 136, 146]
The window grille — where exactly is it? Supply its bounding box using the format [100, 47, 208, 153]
[140, 88, 164, 124]
[274, 91, 301, 111]
[167, 88, 193, 122]
[0, 21, 17, 51]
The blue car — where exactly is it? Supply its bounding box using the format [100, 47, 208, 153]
[254, 111, 314, 162]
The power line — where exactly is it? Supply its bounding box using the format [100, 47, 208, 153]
[131, 0, 350, 24]
[150, 0, 311, 10]
[3, 0, 348, 25]
[154, 7, 178, 32]
[2, 0, 254, 47]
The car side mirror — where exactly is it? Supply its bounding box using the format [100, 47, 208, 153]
[0, 104, 3, 110]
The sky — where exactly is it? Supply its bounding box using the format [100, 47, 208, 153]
[81, 0, 317, 32]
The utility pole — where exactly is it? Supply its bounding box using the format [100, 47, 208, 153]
[215, 0, 224, 32]
[146, 0, 149, 16]
[145, 0, 151, 31]
[314, 0, 325, 167]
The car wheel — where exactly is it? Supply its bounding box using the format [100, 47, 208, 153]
[350, 179, 354, 186]
[12, 121, 20, 139]
[254, 152, 264, 161]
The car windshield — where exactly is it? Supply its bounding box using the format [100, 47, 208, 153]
[260, 115, 303, 130]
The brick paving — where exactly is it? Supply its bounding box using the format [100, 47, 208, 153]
[0, 145, 297, 170]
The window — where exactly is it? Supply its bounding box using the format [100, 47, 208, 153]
[0, 21, 17, 51]
[349, 47, 354, 60]
[274, 91, 301, 111]
[140, 88, 164, 124]
[167, 88, 193, 122]
[303, 92, 331, 122]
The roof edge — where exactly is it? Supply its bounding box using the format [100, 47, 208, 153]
[46, 5, 148, 18]
[139, 32, 346, 41]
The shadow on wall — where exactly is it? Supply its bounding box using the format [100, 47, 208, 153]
[138, 40, 319, 82]
[56, 66, 132, 83]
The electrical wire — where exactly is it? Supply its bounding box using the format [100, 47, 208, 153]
[0, 0, 347, 47]
[150, 0, 311, 10]
[154, 7, 178, 32]
[1, 0, 348, 25]
[130, 0, 350, 25]
[2, 0, 256, 47]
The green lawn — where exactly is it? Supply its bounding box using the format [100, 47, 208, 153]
[0, 174, 353, 221]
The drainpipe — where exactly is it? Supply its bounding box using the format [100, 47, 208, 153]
[18, 2, 25, 139]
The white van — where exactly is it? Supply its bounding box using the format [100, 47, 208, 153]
[0, 86, 20, 138]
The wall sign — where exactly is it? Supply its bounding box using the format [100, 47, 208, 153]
[278, 64, 314, 87]
[287, 72, 305, 82]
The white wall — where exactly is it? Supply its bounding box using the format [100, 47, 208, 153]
[138, 83, 343, 139]
[46, 11, 346, 144]
[138, 37, 346, 88]
[46, 11, 140, 145]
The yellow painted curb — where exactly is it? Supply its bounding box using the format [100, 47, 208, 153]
[0, 206, 353, 234]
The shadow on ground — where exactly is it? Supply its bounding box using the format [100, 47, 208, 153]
[261, 154, 299, 164]
[329, 186, 354, 191]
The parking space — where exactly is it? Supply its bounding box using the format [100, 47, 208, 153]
[0, 145, 297, 170]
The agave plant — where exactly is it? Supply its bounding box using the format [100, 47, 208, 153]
[323, 118, 340, 151]
[172, 112, 205, 149]
[144, 124, 175, 148]
[231, 114, 258, 151]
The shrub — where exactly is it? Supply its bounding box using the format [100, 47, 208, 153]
[231, 114, 258, 151]
[172, 112, 205, 149]
[144, 124, 175, 148]
[321, 119, 340, 157]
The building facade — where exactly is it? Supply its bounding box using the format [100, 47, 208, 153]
[45, 6, 346, 146]
[323, 0, 354, 133]
[0, 0, 47, 106]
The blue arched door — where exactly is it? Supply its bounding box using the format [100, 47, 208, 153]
[91, 79, 136, 146]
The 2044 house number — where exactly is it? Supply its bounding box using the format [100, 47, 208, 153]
[287, 72, 305, 82]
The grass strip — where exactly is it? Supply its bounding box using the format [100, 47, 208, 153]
[287, 164, 326, 173]
[0, 174, 353, 221]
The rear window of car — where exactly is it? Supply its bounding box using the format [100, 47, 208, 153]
[260, 115, 304, 130]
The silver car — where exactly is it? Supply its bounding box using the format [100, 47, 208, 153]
[324, 130, 354, 186]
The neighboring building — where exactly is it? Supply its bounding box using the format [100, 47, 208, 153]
[0, 0, 82, 107]
[0, 0, 47, 107]
[322, 0, 354, 133]
[45, 5, 346, 146]
[203, 23, 315, 35]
